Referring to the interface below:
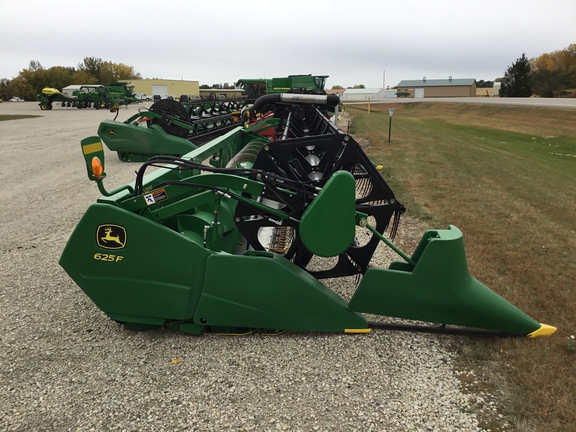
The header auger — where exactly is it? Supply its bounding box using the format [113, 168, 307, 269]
[60, 92, 555, 338]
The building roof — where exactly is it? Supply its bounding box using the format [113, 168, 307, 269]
[343, 88, 383, 94]
[396, 78, 476, 87]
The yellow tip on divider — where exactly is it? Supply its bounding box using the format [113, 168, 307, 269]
[375, 165, 383, 171]
[344, 328, 371, 334]
[527, 323, 557, 338]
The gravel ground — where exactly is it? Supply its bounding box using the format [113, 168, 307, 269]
[1, 102, 486, 431]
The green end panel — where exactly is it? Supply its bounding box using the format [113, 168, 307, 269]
[81, 136, 105, 181]
[97, 121, 196, 158]
[195, 252, 367, 332]
[300, 171, 356, 257]
[349, 226, 540, 335]
[59, 204, 211, 325]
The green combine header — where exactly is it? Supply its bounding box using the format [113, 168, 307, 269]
[59, 91, 555, 338]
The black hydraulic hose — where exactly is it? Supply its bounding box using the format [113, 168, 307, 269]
[132, 154, 322, 197]
[249, 94, 282, 113]
[249, 93, 340, 114]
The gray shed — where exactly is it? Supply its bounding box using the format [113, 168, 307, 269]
[395, 78, 477, 97]
[342, 88, 385, 101]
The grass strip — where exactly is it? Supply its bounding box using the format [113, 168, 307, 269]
[348, 103, 576, 431]
[0, 115, 41, 121]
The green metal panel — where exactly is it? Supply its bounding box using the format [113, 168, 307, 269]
[59, 203, 211, 325]
[80, 136, 106, 181]
[349, 226, 540, 334]
[271, 77, 291, 91]
[180, 126, 247, 166]
[98, 121, 196, 158]
[195, 252, 367, 332]
[300, 171, 356, 257]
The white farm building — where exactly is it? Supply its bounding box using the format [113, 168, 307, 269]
[342, 88, 385, 101]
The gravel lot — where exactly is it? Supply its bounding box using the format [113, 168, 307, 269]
[1, 101, 486, 431]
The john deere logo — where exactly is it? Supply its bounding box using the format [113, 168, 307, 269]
[97, 224, 126, 249]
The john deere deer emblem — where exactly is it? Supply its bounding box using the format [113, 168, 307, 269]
[97, 225, 126, 249]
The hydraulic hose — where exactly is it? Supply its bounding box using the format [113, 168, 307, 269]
[249, 93, 340, 115]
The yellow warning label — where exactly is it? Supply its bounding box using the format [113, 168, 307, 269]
[82, 142, 103, 155]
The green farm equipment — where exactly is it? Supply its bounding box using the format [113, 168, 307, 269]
[107, 82, 139, 104]
[236, 74, 328, 98]
[98, 98, 250, 162]
[71, 84, 139, 108]
[37, 83, 139, 110]
[37, 87, 74, 110]
[60, 92, 555, 338]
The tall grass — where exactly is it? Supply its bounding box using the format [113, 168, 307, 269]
[0, 115, 40, 121]
[348, 103, 576, 431]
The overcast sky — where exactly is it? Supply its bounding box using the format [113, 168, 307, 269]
[1, 0, 575, 89]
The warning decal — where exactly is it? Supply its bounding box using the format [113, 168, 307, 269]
[143, 188, 168, 206]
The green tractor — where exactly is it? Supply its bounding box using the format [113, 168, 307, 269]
[60, 92, 555, 338]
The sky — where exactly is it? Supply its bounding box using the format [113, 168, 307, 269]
[1, 0, 575, 89]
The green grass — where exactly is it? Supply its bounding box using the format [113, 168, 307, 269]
[0, 115, 41, 121]
[348, 103, 576, 431]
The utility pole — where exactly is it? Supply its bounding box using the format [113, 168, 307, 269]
[383, 70, 385, 89]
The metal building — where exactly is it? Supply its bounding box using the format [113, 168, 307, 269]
[395, 78, 477, 98]
[119, 79, 200, 99]
[342, 88, 386, 101]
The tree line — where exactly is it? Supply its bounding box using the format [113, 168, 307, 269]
[0, 57, 141, 101]
[500, 44, 576, 97]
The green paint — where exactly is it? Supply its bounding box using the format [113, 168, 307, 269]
[350, 226, 540, 334]
[300, 171, 356, 257]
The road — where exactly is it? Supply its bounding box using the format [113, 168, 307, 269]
[345, 96, 576, 109]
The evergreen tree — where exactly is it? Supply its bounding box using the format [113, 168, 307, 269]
[499, 53, 532, 97]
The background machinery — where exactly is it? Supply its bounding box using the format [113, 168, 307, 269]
[97, 98, 250, 161]
[236, 75, 328, 98]
[97, 75, 333, 162]
[60, 92, 555, 338]
[37, 83, 139, 110]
